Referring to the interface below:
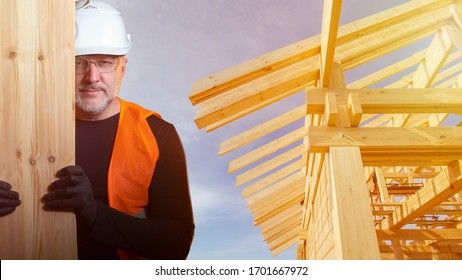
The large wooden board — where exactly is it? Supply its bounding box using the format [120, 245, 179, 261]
[0, 0, 76, 259]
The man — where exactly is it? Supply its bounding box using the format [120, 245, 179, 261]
[0, 0, 194, 259]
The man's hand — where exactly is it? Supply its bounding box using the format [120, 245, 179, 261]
[0, 181, 21, 217]
[43, 166, 97, 227]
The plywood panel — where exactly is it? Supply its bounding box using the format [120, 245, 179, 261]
[0, 0, 76, 259]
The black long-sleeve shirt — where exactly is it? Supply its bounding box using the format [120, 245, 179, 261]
[76, 113, 194, 259]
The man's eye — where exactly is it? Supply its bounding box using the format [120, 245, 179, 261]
[99, 60, 114, 65]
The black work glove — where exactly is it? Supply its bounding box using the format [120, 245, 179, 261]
[43, 166, 97, 229]
[0, 180, 21, 217]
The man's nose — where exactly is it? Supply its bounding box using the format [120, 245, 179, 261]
[83, 62, 100, 83]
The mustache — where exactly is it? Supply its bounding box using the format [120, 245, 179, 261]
[77, 84, 106, 91]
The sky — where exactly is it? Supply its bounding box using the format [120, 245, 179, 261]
[101, 0, 425, 260]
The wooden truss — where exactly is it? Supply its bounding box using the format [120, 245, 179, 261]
[190, 0, 462, 259]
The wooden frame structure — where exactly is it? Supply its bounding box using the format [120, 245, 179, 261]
[190, 0, 462, 259]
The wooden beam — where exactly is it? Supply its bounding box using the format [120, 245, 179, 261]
[371, 203, 403, 207]
[433, 61, 462, 87]
[456, 73, 462, 89]
[450, 1, 462, 29]
[259, 207, 302, 236]
[241, 160, 305, 198]
[375, 167, 391, 202]
[272, 233, 299, 257]
[388, 160, 462, 229]
[236, 144, 305, 187]
[329, 62, 347, 88]
[428, 113, 449, 127]
[434, 75, 459, 88]
[347, 49, 426, 89]
[268, 224, 299, 251]
[361, 114, 393, 128]
[383, 172, 439, 179]
[324, 92, 338, 126]
[336, 0, 455, 46]
[300, 175, 311, 231]
[194, 56, 318, 129]
[388, 51, 462, 89]
[307, 126, 462, 152]
[229, 126, 307, 173]
[250, 177, 305, 215]
[385, 73, 413, 88]
[400, 114, 430, 128]
[411, 220, 461, 227]
[245, 172, 305, 207]
[262, 214, 301, 244]
[320, 0, 342, 87]
[264, 216, 301, 243]
[254, 193, 304, 226]
[443, 21, 462, 54]
[348, 93, 362, 127]
[380, 242, 462, 256]
[426, 209, 462, 215]
[307, 88, 462, 115]
[0, 0, 76, 259]
[377, 229, 462, 240]
[219, 105, 305, 156]
[189, 35, 320, 105]
[306, 152, 326, 205]
[412, 26, 454, 88]
[258, 202, 302, 232]
[337, 5, 451, 70]
[391, 240, 405, 260]
[205, 82, 316, 132]
[389, 113, 413, 128]
[361, 156, 460, 167]
[441, 202, 462, 206]
[297, 241, 306, 260]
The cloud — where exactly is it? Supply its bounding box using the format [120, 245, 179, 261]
[190, 181, 248, 225]
[194, 231, 269, 260]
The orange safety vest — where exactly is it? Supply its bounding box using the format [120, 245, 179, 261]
[108, 98, 160, 259]
[107, 97, 160, 215]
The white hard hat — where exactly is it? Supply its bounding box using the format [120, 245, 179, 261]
[75, 0, 132, 56]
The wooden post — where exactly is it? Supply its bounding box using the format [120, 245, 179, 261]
[328, 147, 381, 259]
[325, 63, 379, 259]
[0, 0, 76, 259]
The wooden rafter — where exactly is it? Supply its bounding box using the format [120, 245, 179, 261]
[411, 25, 455, 88]
[219, 105, 305, 156]
[320, 0, 342, 87]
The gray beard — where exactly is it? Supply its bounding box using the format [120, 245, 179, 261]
[75, 93, 114, 114]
